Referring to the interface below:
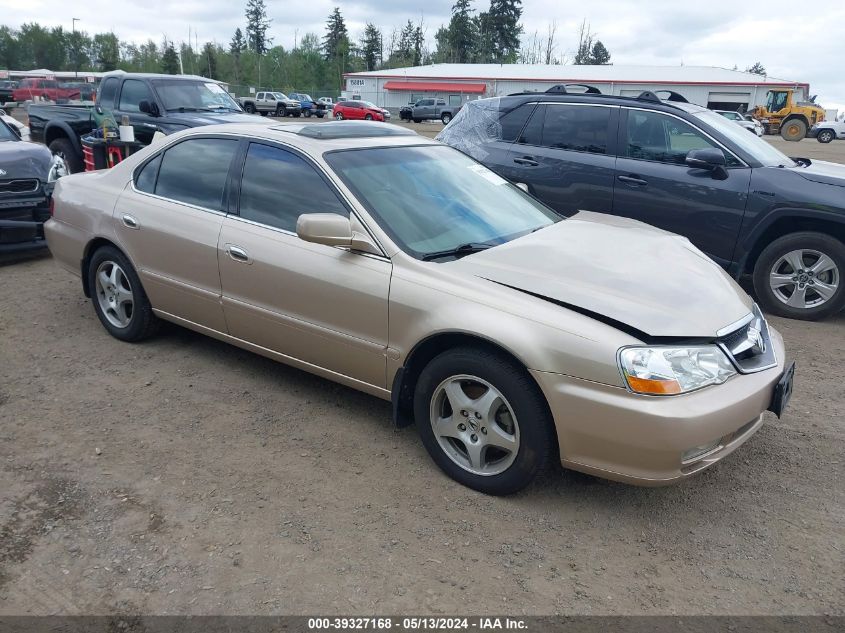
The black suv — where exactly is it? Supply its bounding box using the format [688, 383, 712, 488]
[438, 87, 845, 320]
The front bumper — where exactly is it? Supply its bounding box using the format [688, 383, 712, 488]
[808, 127, 821, 138]
[0, 189, 50, 255]
[531, 327, 786, 485]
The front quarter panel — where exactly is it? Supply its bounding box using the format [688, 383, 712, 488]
[387, 257, 641, 389]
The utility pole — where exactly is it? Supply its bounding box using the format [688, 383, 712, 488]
[72, 18, 80, 79]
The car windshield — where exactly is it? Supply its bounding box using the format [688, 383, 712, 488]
[152, 80, 241, 111]
[364, 101, 379, 109]
[691, 108, 795, 167]
[326, 145, 561, 260]
[273, 92, 288, 99]
[0, 120, 18, 141]
[299, 94, 313, 102]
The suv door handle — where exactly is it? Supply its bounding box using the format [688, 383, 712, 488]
[617, 175, 648, 187]
[226, 244, 252, 264]
[513, 156, 539, 167]
[121, 214, 139, 229]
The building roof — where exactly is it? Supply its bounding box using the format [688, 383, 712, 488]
[345, 64, 807, 88]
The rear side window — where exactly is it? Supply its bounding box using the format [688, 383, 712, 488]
[135, 154, 162, 193]
[154, 138, 239, 210]
[99, 78, 119, 109]
[499, 103, 535, 142]
[541, 105, 611, 154]
[238, 143, 348, 232]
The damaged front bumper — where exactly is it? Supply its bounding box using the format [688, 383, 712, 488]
[0, 185, 51, 256]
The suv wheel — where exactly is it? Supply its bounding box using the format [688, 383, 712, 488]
[753, 232, 845, 320]
[441, 112, 452, 124]
[244, 103, 255, 114]
[817, 129, 835, 143]
[413, 347, 555, 495]
[88, 246, 160, 341]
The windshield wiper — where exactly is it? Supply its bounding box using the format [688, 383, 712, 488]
[165, 107, 214, 112]
[421, 243, 494, 262]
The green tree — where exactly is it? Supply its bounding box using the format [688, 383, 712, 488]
[573, 20, 594, 65]
[488, 0, 522, 63]
[245, 0, 272, 54]
[590, 40, 611, 65]
[199, 42, 218, 78]
[448, 0, 476, 63]
[0, 26, 21, 70]
[472, 11, 495, 62]
[746, 62, 766, 75]
[67, 30, 92, 74]
[161, 41, 180, 74]
[92, 32, 120, 71]
[323, 7, 349, 61]
[361, 23, 381, 71]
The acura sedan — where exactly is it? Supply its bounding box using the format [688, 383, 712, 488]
[45, 121, 793, 495]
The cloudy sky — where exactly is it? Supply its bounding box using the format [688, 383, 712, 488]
[5, 0, 844, 110]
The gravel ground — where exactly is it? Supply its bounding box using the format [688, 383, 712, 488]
[0, 255, 843, 616]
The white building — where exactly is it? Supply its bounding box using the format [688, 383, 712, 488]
[342, 64, 811, 112]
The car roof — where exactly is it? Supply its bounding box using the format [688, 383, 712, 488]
[495, 92, 710, 115]
[170, 121, 435, 153]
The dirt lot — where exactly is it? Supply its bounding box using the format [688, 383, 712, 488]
[1, 252, 843, 616]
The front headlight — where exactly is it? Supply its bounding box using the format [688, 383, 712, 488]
[619, 346, 736, 395]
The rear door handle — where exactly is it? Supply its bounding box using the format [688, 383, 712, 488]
[121, 214, 139, 229]
[226, 244, 252, 264]
[617, 175, 648, 187]
[513, 156, 539, 167]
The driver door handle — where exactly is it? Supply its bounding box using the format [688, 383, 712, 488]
[617, 175, 648, 187]
[513, 156, 539, 167]
[226, 244, 252, 264]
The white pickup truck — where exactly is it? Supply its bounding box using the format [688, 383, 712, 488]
[238, 92, 302, 117]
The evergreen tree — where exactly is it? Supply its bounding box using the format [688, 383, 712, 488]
[323, 7, 349, 61]
[245, 0, 272, 54]
[448, 0, 476, 63]
[230, 28, 246, 55]
[573, 20, 594, 65]
[746, 62, 766, 75]
[361, 23, 382, 71]
[161, 41, 180, 74]
[488, 0, 522, 63]
[472, 11, 494, 63]
[590, 40, 611, 65]
[199, 42, 218, 78]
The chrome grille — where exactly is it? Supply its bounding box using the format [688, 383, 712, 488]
[0, 179, 39, 194]
[717, 305, 777, 374]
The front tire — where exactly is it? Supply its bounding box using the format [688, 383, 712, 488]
[48, 137, 83, 174]
[817, 129, 835, 143]
[364, 114, 373, 120]
[335, 112, 344, 120]
[441, 112, 452, 124]
[87, 246, 160, 342]
[781, 118, 807, 141]
[304, 110, 312, 118]
[753, 232, 845, 320]
[413, 346, 555, 495]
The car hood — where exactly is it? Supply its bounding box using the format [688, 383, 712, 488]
[447, 211, 753, 339]
[792, 160, 845, 188]
[0, 140, 52, 180]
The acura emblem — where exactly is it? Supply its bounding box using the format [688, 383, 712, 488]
[746, 324, 766, 354]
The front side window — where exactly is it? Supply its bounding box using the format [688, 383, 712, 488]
[326, 145, 560, 259]
[154, 138, 239, 210]
[238, 143, 348, 232]
[625, 110, 740, 166]
[119, 79, 154, 112]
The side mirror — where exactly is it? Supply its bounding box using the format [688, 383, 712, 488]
[686, 148, 727, 179]
[296, 213, 381, 255]
[139, 100, 159, 116]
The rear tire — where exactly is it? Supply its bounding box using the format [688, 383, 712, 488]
[87, 246, 160, 342]
[244, 103, 256, 114]
[335, 112, 344, 120]
[48, 137, 83, 174]
[781, 118, 807, 141]
[752, 232, 845, 320]
[413, 346, 556, 495]
[413, 118, 422, 124]
[441, 112, 452, 124]
[817, 129, 835, 143]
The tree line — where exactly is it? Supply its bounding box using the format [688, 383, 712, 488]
[9, 0, 733, 97]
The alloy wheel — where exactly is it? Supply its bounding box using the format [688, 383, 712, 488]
[429, 374, 520, 476]
[95, 260, 135, 328]
[769, 248, 840, 309]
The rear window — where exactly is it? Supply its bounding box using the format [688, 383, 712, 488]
[499, 103, 536, 142]
[153, 138, 239, 210]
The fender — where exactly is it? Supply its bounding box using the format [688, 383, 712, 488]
[734, 206, 845, 276]
[44, 121, 84, 159]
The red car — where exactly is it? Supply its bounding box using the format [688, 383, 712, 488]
[332, 100, 388, 121]
[12, 79, 81, 103]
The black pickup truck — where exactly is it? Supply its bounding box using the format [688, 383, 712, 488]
[28, 72, 256, 173]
